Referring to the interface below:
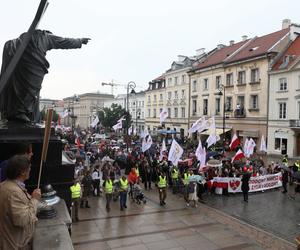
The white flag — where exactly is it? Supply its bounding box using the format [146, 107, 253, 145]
[243, 138, 249, 156]
[159, 108, 169, 124]
[188, 117, 206, 134]
[141, 127, 149, 138]
[168, 139, 183, 166]
[128, 126, 133, 135]
[62, 109, 69, 118]
[117, 116, 125, 123]
[142, 135, 152, 152]
[260, 135, 267, 153]
[245, 138, 256, 157]
[159, 139, 167, 161]
[195, 140, 203, 161]
[195, 140, 207, 169]
[91, 116, 99, 128]
[206, 133, 220, 148]
[113, 121, 122, 131]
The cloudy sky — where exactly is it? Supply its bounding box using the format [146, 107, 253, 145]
[0, 0, 298, 99]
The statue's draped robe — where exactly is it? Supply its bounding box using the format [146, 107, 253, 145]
[0, 30, 83, 122]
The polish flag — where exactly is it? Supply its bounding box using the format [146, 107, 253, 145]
[231, 149, 245, 163]
[229, 134, 240, 151]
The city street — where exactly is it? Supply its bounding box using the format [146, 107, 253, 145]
[71, 187, 297, 250]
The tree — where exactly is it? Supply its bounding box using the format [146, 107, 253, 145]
[97, 104, 132, 132]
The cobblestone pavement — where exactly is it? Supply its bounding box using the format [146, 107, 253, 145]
[71, 187, 287, 250]
[203, 185, 300, 243]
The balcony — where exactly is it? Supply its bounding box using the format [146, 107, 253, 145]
[249, 79, 261, 85]
[234, 109, 246, 118]
[290, 120, 300, 128]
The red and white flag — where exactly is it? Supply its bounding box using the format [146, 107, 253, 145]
[231, 149, 245, 163]
[159, 108, 169, 124]
[229, 134, 240, 151]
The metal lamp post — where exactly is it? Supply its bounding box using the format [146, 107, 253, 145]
[218, 84, 226, 151]
[126, 81, 136, 151]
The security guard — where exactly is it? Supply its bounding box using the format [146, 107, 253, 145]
[282, 155, 288, 166]
[171, 166, 179, 194]
[119, 175, 129, 211]
[295, 160, 300, 171]
[70, 179, 81, 222]
[183, 169, 191, 206]
[104, 176, 113, 212]
[158, 172, 167, 206]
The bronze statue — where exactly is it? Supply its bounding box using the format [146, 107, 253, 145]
[0, 30, 89, 123]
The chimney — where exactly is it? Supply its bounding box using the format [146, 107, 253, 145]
[196, 48, 205, 55]
[177, 55, 186, 62]
[217, 44, 225, 49]
[282, 19, 291, 29]
[242, 35, 248, 41]
[229, 40, 234, 46]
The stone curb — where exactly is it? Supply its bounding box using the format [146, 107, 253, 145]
[199, 204, 297, 250]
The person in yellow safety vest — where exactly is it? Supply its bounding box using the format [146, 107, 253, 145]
[171, 166, 179, 194]
[119, 175, 129, 211]
[182, 169, 191, 206]
[158, 172, 167, 206]
[70, 179, 81, 222]
[282, 155, 288, 166]
[104, 176, 113, 212]
[295, 160, 300, 171]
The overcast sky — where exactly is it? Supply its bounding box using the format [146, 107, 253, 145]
[0, 0, 298, 99]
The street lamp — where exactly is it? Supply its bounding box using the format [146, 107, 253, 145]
[218, 84, 226, 151]
[126, 81, 136, 151]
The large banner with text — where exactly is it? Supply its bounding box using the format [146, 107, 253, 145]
[211, 173, 282, 193]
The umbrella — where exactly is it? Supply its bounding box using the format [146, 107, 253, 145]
[189, 175, 204, 183]
[279, 165, 291, 172]
[293, 171, 300, 180]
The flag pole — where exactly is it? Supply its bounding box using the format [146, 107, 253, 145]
[37, 108, 53, 189]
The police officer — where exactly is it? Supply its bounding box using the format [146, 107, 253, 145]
[171, 166, 179, 194]
[70, 179, 81, 222]
[182, 169, 191, 206]
[104, 176, 113, 212]
[119, 175, 129, 211]
[158, 172, 167, 206]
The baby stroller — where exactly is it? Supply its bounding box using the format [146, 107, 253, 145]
[113, 180, 120, 201]
[131, 184, 147, 204]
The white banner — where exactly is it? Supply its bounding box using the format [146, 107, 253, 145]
[212, 173, 282, 193]
[168, 139, 183, 166]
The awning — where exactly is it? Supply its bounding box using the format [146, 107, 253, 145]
[200, 128, 231, 136]
[239, 130, 259, 138]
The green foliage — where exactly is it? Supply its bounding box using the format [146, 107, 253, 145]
[97, 104, 132, 131]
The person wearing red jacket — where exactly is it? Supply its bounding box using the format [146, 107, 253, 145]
[128, 168, 138, 198]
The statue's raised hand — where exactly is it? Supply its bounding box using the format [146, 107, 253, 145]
[81, 38, 91, 44]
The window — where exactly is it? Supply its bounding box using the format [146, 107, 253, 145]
[174, 77, 178, 85]
[298, 75, 300, 89]
[174, 108, 178, 118]
[238, 71, 246, 84]
[174, 91, 178, 99]
[148, 95, 150, 103]
[181, 107, 185, 118]
[215, 98, 220, 115]
[274, 138, 288, 154]
[168, 92, 172, 100]
[279, 78, 287, 91]
[216, 76, 221, 89]
[192, 80, 197, 92]
[153, 108, 156, 118]
[168, 108, 171, 118]
[142, 101, 144, 107]
[203, 78, 209, 90]
[168, 78, 172, 86]
[192, 100, 197, 115]
[279, 102, 287, 119]
[298, 102, 300, 119]
[148, 109, 151, 117]
[203, 99, 208, 115]
[251, 68, 259, 82]
[226, 97, 232, 111]
[160, 94, 163, 100]
[141, 111, 144, 119]
[181, 90, 185, 99]
[154, 95, 157, 102]
[182, 75, 185, 84]
[226, 73, 233, 86]
[250, 95, 258, 109]
[159, 108, 163, 114]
